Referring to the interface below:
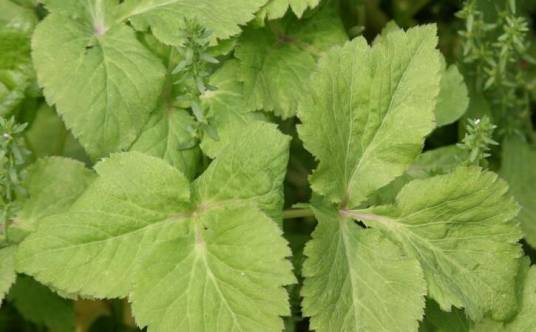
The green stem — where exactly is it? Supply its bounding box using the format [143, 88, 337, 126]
[282, 208, 314, 220]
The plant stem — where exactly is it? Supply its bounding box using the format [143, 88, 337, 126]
[282, 208, 314, 220]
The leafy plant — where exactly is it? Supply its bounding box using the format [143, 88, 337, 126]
[1, 0, 536, 331]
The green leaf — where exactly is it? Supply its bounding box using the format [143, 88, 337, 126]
[200, 60, 265, 158]
[257, 0, 321, 20]
[32, 10, 166, 157]
[500, 137, 536, 247]
[0, 64, 33, 116]
[301, 199, 426, 332]
[0, 28, 31, 70]
[131, 205, 294, 332]
[435, 60, 469, 127]
[298, 25, 441, 207]
[195, 122, 290, 221]
[17, 124, 293, 330]
[7, 276, 75, 332]
[0, 246, 16, 306]
[0, 0, 37, 33]
[406, 145, 467, 179]
[493, 263, 536, 331]
[0, 26, 34, 116]
[14, 157, 95, 237]
[471, 258, 536, 332]
[350, 167, 522, 320]
[119, 0, 268, 45]
[237, 6, 347, 118]
[129, 107, 201, 180]
[420, 299, 470, 332]
[24, 105, 89, 161]
[369, 145, 467, 206]
[16, 152, 191, 298]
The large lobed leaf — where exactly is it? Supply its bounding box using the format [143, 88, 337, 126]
[17, 123, 294, 332]
[298, 25, 441, 207]
[298, 23, 523, 331]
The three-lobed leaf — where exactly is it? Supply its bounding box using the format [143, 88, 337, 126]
[298, 23, 524, 331]
[17, 123, 294, 331]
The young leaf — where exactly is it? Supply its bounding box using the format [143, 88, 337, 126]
[350, 167, 522, 320]
[420, 300, 470, 332]
[500, 137, 536, 247]
[15, 157, 95, 234]
[24, 105, 89, 161]
[17, 124, 294, 331]
[0, 24, 34, 116]
[298, 25, 441, 207]
[237, 6, 347, 118]
[32, 7, 166, 157]
[119, 0, 267, 45]
[257, 0, 321, 20]
[129, 107, 201, 180]
[471, 258, 536, 332]
[302, 200, 426, 332]
[7, 275, 75, 332]
[435, 60, 469, 127]
[200, 60, 265, 158]
[368, 145, 467, 205]
[0, 246, 16, 306]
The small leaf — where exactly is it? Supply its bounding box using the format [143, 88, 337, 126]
[237, 6, 347, 118]
[435, 60, 469, 127]
[500, 137, 536, 248]
[0, 246, 16, 306]
[130, 107, 201, 180]
[7, 275, 75, 332]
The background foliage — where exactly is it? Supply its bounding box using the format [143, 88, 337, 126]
[1, 0, 536, 331]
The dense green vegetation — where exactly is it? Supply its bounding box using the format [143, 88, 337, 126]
[1, 0, 536, 331]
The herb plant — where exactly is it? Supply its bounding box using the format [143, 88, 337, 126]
[1, 0, 536, 331]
